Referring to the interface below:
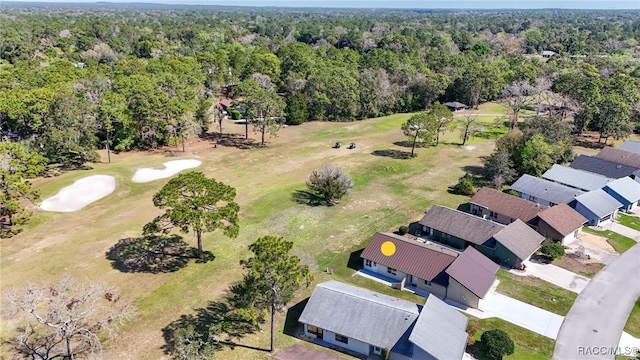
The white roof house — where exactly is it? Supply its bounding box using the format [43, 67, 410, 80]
[603, 177, 640, 212]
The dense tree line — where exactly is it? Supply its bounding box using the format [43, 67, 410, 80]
[0, 4, 639, 168]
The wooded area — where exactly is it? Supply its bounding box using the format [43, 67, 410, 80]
[1, 4, 639, 166]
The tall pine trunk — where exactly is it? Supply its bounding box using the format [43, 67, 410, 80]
[196, 230, 203, 260]
[270, 291, 276, 352]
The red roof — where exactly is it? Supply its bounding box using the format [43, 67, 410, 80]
[445, 246, 498, 298]
[360, 232, 458, 281]
[537, 204, 587, 236]
[469, 187, 548, 224]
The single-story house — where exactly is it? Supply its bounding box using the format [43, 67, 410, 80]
[536, 204, 587, 244]
[445, 247, 499, 309]
[542, 164, 614, 192]
[360, 233, 498, 308]
[603, 177, 640, 212]
[619, 140, 640, 154]
[510, 174, 584, 206]
[596, 147, 640, 169]
[419, 205, 544, 268]
[571, 189, 622, 226]
[469, 187, 548, 227]
[360, 232, 458, 299]
[443, 101, 467, 111]
[299, 280, 468, 360]
[542, 50, 557, 57]
[569, 155, 638, 179]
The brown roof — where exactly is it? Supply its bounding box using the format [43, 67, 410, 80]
[276, 345, 344, 360]
[419, 205, 505, 246]
[596, 147, 640, 168]
[445, 246, 498, 298]
[537, 204, 587, 237]
[469, 187, 548, 224]
[360, 232, 458, 281]
[493, 220, 544, 260]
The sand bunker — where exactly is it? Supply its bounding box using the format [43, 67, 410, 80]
[132, 159, 202, 183]
[40, 175, 116, 212]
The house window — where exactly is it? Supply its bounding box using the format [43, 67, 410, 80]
[387, 267, 397, 275]
[442, 233, 450, 239]
[528, 195, 536, 202]
[307, 325, 323, 338]
[424, 280, 432, 287]
[489, 211, 498, 219]
[365, 259, 375, 267]
[335, 333, 349, 344]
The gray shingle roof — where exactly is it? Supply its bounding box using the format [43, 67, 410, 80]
[360, 232, 458, 282]
[619, 140, 640, 154]
[574, 189, 623, 218]
[419, 205, 505, 246]
[299, 281, 420, 350]
[596, 147, 640, 168]
[445, 246, 498, 298]
[409, 295, 468, 360]
[604, 177, 640, 203]
[542, 164, 614, 191]
[493, 219, 544, 260]
[510, 174, 584, 205]
[569, 155, 638, 179]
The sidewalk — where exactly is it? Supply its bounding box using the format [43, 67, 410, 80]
[509, 260, 590, 294]
[596, 221, 640, 242]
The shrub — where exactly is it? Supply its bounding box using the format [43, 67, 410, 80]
[452, 173, 477, 195]
[541, 242, 565, 259]
[230, 109, 241, 120]
[398, 225, 409, 235]
[480, 329, 515, 360]
[306, 164, 354, 205]
[381, 348, 390, 360]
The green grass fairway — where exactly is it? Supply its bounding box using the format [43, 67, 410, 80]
[0, 109, 519, 359]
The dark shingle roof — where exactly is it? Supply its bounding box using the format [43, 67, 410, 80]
[360, 232, 458, 282]
[299, 281, 420, 350]
[619, 140, 640, 154]
[510, 174, 584, 205]
[596, 147, 640, 168]
[537, 204, 587, 237]
[569, 155, 638, 179]
[419, 205, 505, 246]
[409, 296, 468, 360]
[445, 246, 498, 298]
[493, 219, 544, 260]
[542, 164, 614, 191]
[469, 187, 548, 224]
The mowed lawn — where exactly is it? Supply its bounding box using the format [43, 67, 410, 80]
[2, 108, 508, 359]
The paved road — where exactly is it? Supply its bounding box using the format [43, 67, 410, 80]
[553, 243, 640, 360]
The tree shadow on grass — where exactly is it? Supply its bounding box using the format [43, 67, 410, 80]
[162, 300, 265, 356]
[284, 298, 309, 337]
[371, 149, 415, 159]
[199, 132, 263, 150]
[105, 234, 209, 273]
[462, 165, 486, 177]
[392, 140, 429, 148]
[292, 190, 325, 207]
[347, 248, 364, 271]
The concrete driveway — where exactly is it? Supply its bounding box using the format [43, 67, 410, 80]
[510, 261, 590, 294]
[464, 291, 564, 339]
[553, 243, 640, 360]
[600, 221, 640, 241]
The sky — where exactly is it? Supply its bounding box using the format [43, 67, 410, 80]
[4, 0, 640, 9]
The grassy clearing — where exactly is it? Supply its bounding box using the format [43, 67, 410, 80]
[582, 227, 637, 253]
[467, 317, 555, 360]
[618, 214, 640, 232]
[624, 298, 640, 338]
[1, 108, 507, 359]
[496, 270, 578, 316]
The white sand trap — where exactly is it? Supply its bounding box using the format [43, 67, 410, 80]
[464, 145, 477, 151]
[40, 175, 116, 212]
[132, 159, 202, 183]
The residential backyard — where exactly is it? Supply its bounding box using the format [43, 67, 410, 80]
[496, 270, 578, 316]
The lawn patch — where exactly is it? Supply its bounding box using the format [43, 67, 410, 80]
[582, 227, 636, 253]
[618, 214, 640, 232]
[624, 297, 640, 338]
[467, 317, 555, 360]
[496, 270, 577, 316]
